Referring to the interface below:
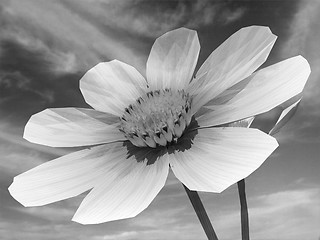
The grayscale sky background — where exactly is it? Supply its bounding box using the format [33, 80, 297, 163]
[0, 0, 319, 240]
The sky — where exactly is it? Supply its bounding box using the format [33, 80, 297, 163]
[0, 0, 319, 240]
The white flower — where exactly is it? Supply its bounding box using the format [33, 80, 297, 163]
[9, 26, 310, 224]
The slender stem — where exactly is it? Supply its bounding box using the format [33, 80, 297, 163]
[237, 179, 250, 240]
[183, 184, 219, 240]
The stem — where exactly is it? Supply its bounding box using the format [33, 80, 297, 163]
[183, 184, 219, 240]
[237, 179, 250, 240]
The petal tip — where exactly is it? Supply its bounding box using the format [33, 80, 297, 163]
[8, 182, 15, 198]
[23, 109, 52, 143]
[8, 180, 29, 207]
[296, 55, 311, 74]
[71, 215, 88, 225]
[270, 135, 280, 150]
[22, 121, 33, 143]
[72, 212, 117, 225]
[241, 25, 278, 40]
[243, 25, 271, 32]
[169, 27, 195, 34]
[72, 207, 94, 225]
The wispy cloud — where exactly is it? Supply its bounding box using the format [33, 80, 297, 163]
[0, 0, 247, 76]
[65, 0, 244, 38]
[280, 0, 320, 104]
[92, 231, 139, 240]
[0, 0, 147, 73]
[219, 7, 246, 24]
[273, 1, 320, 144]
[201, 188, 320, 240]
[249, 188, 320, 240]
[9, 203, 75, 222]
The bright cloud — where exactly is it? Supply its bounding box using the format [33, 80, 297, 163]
[250, 188, 320, 240]
[0, 0, 147, 73]
[272, 1, 320, 144]
[202, 188, 320, 240]
[0, 0, 246, 76]
[281, 0, 320, 105]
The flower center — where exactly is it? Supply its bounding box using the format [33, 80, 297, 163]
[119, 88, 192, 148]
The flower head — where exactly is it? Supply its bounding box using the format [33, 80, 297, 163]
[9, 26, 310, 224]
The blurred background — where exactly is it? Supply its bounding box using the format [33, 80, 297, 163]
[0, 0, 319, 239]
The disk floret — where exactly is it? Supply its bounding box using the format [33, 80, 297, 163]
[119, 88, 192, 148]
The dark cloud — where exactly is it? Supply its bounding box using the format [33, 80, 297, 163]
[0, 39, 88, 125]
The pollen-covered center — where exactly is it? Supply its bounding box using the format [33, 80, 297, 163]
[119, 89, 192, 148]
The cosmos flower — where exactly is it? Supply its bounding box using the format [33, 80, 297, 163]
[9, 26, 310, 224]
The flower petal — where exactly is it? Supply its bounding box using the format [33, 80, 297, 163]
[188, 26, 277, 113]
[269, 98, 301, 135]
[249, 94, 301, 134]
[8, 144, 124, 207]
[227, 117, 254, 128]
[24, 108, 125, 147]
[168, 127, 278, 193]
[146, 27, 200, 90]
[80, 60, 148, 116]
[196, 56, 310, 128]
[72, 144, 169, 224]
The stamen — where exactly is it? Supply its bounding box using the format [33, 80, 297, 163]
[119, 88, 192, 148]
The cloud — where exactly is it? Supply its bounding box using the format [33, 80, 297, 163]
[0, 70, 55, 104]
[199, 188, 320, 240]
[249, 188, 320, 240]
[0, 39, 84, 115]
[0, 0, 248, 76]
[274, 1, 320, 144]
[92, 231, 138, 240]
[0, 38, 91, 127]
[9, 204, 75, 222]
[0, 3, 78, 74]
[280, 0, 320, 104]
[0, 0, 147, 74]
[219, 7, 246, 24]
[64, 0, 243, 39]
[281, 1, 320, 57]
